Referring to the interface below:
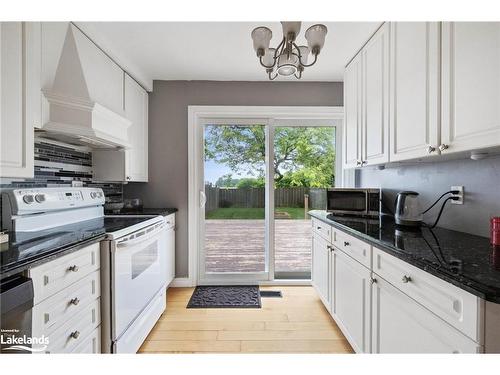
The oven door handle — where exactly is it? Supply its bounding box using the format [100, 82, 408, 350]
[116, 224, 166, 248]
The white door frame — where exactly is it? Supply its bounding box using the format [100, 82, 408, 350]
[188, 106, 344, 287]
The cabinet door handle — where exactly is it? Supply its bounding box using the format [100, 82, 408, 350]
[68, 265, 79, 272]
[317, 226, 321, 230]
[327, 245, 334, 252]
[70, 298, 80, 306]
[438, 144, 449, 152]
[356, 160, 362, 167]
[402, 275, 412, 283]
[126, 176, 131, 180]
[343, 241, 350, 246]
[370, 277, 377, 284]
[427, 145, 436, 154]
[70, 331, 80, 339]
[361, 160, 367, 166]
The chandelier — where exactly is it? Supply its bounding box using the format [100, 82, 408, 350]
[251, 22, 328, 80]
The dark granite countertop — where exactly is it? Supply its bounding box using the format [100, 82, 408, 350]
[1, 219, 106, 279]
[309, 210, 500, 303]
[0, 215, 161, 279]
[104, 208, 177, 216]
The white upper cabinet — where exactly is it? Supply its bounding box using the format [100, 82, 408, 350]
[1, 22, 40, 178]
[124, 73, 148, 182]
[92, 74, 148, 182]
[343, 53, 362, 169]
[361, 23, 389, 166]
[389, 22, 440, 161]
[441, 22, 500, 154]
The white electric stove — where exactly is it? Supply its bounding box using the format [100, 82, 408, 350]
[1, 187, 170, 354]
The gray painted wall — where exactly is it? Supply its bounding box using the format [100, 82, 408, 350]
[123, 80, 344, 278]
[356, 155, 500, 238]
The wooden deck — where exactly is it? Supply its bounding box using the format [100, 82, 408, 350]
[204, 219, 311, 273]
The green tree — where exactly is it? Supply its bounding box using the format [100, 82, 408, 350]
[236, 177, 265, 188]
[214, 174, 239, 187]
[205, 125, 335, 188]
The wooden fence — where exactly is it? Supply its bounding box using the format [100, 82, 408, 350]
[205, 185, 327, 212]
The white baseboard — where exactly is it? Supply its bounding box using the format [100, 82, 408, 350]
[169, 277, 195, 288]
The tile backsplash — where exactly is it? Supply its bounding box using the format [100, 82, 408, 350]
[0, 137, 123, 230]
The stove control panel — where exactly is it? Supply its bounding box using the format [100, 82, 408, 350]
[2, 187, 106, 216]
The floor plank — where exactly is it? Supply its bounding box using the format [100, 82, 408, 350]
[138, 286, 353, 354]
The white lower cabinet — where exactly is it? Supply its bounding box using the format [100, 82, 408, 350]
[371, 276, 480, 353]
[165, 214, 176, 286]
[310, 217, 494, 353]
[28, 243, 102, 353]
[311, 234, 331, 310]
[331, 248, 371, 353]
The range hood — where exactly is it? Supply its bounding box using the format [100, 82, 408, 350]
[41, 25, 131, 149]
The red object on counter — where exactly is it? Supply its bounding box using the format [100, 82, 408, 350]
[491, 217, 500, 246]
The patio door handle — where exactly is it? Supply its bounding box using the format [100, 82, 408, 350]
[200, 191, 207, 208]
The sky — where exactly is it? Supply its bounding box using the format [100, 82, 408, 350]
[204, 160, 256, 184]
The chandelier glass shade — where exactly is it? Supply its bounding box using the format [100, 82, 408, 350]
[251, 22, 327, 80]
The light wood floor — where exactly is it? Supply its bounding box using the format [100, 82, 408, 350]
[138, 286, 353, 353]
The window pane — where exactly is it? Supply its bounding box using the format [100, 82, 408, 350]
[274, 126, 336, 279]
[203, 124, 266, 273]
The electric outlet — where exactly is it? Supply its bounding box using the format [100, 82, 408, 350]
[451, 186, 464, 205]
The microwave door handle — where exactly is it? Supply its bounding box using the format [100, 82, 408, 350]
[116, 224, 166, 248]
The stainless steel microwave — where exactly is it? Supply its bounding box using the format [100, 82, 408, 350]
[326, 188, 381, 217]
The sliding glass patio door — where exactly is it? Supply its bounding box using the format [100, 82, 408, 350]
[199, 121, 272, 283]
[197, 118, 339, 284]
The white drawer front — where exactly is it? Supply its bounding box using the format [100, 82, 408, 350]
[312, 218, 332, 243]
[44, 298, 101, 354]
[333, 229, 372, 268]
[30, 243, 100, 304]
[71, 326, 101, 354]
[372, 247, 482, 342]
[165, 213, 175, 227]
[32, 271, 100, 337]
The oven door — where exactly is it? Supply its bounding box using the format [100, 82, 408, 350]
[111, 220, 167, 339]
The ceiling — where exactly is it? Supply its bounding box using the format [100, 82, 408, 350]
[76, 22, 382, 91]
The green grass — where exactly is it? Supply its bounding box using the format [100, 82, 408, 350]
[205, 207, 307, 220]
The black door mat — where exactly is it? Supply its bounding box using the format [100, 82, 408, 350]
[187, 285, 261, 308]
[260, 290, 282, 298]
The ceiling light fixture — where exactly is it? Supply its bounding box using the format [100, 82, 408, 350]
[251, 22, 328, 80]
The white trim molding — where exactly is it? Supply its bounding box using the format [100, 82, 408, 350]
[169, 278, 194, 288]
[187, 105, 344, 287]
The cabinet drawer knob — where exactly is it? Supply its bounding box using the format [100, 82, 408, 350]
[327, 245, 334, 252]
[317, 226, 321, 230]
[70, 298, 80, 306]
[370, 277, 377, 284]
[438, 144, 449, 152]
[343, 241, 350, 246]
[402, 275, 412, 283]
[356, 160, 362, 166]
[70, 331, 80, 339]
[427, 145, 436, 154]
[68, 265, 79, 272]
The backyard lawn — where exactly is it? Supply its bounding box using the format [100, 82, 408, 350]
[205, 207, 308, 220]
